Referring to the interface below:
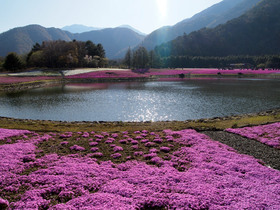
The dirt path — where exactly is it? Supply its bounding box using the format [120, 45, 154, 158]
[203, 131, 280, 171]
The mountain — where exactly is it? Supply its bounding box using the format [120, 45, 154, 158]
[62, 24, 146, 36]
[72, 27, 145, 58]
[117, 25, 146, 36]
[155, 0, 280, 57]
[62, 24, 103, 33]
[0, 25, 72, 56]
[0, 25, 145, 59]
[141, 0, 262, 50]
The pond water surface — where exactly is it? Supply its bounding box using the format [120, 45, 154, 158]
[0, 78, 279, 122]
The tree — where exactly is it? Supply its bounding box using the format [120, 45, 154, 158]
[26, 43, 42, 66]
[26, 40, 106, 69]
[85, 41, 97, 56]
[3, 53, 24, 71]
[31, 42, 41, 52]
[132, 47, 149, 69]
[96, 43, 105, 58]
[0, 56, 4, 71]
[28, 51, 44, 67]
[124, 47, 132, 68]
[149, 50, 162, 68]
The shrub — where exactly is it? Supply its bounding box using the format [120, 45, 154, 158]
[3, 53, 24, 71]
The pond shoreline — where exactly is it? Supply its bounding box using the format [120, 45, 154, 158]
[1, 108, 279, 132]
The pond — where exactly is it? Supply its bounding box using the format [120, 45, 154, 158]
[0, 78, 279, 122]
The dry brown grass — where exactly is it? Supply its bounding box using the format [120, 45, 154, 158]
[0, 109, 279, 132]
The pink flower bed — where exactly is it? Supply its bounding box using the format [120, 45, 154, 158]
[0, 128, 279, 209]
[226, 122, 280, 149]
[0, 128, 31, 140]
[0, 76, 54, 84]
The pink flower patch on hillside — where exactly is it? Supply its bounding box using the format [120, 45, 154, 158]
[70, 145, 85, 151]
[113, 146, 124, 152]
[90, 147, 99, 152]
[226, 122, 280, 149]
[111, 153, 122, 159]
[91, 152, 103, 157]
[0, 128, 31, 140]
[60, 141, 69, 146]
[89, 142, 98, 146]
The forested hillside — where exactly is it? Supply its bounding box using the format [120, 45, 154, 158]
[141, 0, 261, 50]
[155, 0, 280, 58]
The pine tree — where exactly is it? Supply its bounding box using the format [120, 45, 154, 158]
[3, 53, 24, 71]
[124, 47, 132, 68]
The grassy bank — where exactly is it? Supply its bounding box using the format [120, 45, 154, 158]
[0, 108, 279, 132]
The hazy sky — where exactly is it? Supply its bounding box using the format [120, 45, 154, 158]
[0, 0, 223, 34]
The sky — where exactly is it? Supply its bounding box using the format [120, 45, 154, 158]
[0, 0, 223, 34]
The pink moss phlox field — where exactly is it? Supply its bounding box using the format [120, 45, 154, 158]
[0, 128, 280, 209]
[90, 147, 99, 152]
[89, 141, 98, 146]
[113, 146, 124, 152]
[111, 153, 122, 159]
[0, 197, 9, 209]
[60, 141, 69, 146]
[70, 145, 85, 151]
[226, 122, 280, 149]
[0, 128, 31, 140]
[0, 76, 54, 84]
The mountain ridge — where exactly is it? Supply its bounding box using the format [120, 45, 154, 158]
[61, 24, 103, 33]
[0, 25, 145, 59]
[61, 24, 146, 36]
[155, 0, 280, 57]
[141, 0, 262, 50]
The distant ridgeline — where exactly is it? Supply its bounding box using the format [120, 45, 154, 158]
[126, 0, 280, 69]
[0, 25, 145, 59]
[140, 0, 262, 51]
[155, 0, 280, 59]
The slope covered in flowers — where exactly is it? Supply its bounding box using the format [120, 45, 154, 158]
[0, 128, 280, 209]
[226, 122, 280, 149]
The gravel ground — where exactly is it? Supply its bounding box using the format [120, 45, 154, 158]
[5, 68, 128, 77]
[203, 131, 280, 171]
[63, 68, 128, 76]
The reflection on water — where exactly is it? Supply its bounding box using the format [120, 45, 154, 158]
[0, 79, 279, 122]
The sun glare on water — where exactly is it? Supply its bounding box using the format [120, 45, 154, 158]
[156, 0, 168, 19]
